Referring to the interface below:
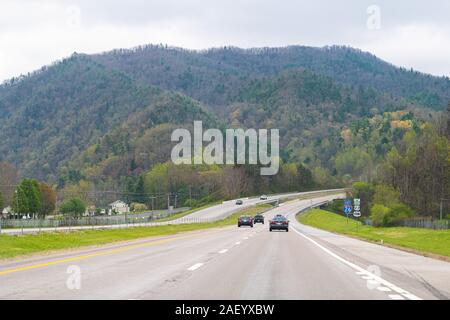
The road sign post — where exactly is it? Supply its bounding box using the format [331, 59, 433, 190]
[344, 200, 353, 226]
[353, 198, 361, 218]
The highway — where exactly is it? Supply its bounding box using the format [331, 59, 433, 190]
[0, 194, 449, 300]
[0, 189, 343, 235]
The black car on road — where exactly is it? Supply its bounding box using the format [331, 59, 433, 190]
[269, 216, 289, 232]
[253, 214, 265, 224]
[235, 199, 243, 205]
[238, 216, 253, 227]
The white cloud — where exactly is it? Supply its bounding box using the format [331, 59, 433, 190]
[358, 24, 450, 76]
[1, 0, 449, 82]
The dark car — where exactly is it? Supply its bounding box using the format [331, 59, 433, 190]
[269, 216, 289, 232]
[238, 215, 253, 227]
[235, 199, 243, 205]
[253, 214, 265, 224]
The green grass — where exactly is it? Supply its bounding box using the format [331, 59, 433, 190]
[153, 201, 222, 222]
[0, 204, 272, 260]
[298, 209, 450, 258]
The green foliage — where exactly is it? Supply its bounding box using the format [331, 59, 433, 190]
[334, 148, 371, 179]
[372, 184, 400, 207]
[352, 181, 374, 216]
[379, 124, 450, 217]
[0, 45, 448, 219]
[369, 204, 391, 226]
[299, 209, 450, 258]
[39, 182, 57, 217]
[59, 198, 86, 217]
[370, 202, 415, 227]
[12, 186, 29, 215]
[131, 203, 148, 212]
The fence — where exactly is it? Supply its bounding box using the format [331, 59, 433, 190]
[0, 201, 279, 235]
[400, 218, 449, 230]
[0, 207, 189, 232]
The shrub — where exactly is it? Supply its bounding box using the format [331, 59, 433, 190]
[373, 184, 400, 207]
[59, 198, 86, 217]
[387, 203, 415, 225]
[370, 204, 391, 226]
[370, 202, 415, 227]
[184, 199, 199, 208]
[131, 203, 148, 212]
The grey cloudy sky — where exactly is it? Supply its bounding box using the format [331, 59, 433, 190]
[1, 0, 449, 82]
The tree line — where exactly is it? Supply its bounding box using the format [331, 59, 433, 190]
[8, 178, 56, 219]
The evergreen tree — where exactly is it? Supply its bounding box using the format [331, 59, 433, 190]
[0, 190, 4, 210]
[12, 186, 29, 216]
[20, 178, 42, 217]
[134, 175, 146, 203]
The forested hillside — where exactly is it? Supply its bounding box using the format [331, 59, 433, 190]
[0, 44, 448, 215]
[91, 45, 450, 110]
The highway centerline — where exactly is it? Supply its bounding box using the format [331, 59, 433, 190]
[0, 233, 203, 277]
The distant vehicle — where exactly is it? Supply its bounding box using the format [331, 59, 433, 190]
[253, 214, 265, 224]
[235, 199, 243, 205]
[269, 216, 289, 232]
[260, 195, 268, 200]
[238, 216, 253, 227]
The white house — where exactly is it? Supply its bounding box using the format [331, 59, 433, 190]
[108, 200, 130, 215]
[1, 206, 11, 219]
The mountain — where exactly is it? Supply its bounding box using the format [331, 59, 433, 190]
[0, 44, 448, 186]
[91, 45, 450, 110]
[0, 54, 219, 182]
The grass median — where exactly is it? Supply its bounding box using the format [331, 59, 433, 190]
[298, 209, 450, 259]
[0, 204, 272, 260]
[153, 201, 221, 222]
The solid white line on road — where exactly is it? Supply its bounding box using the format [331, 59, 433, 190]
[402, 293, 422, 300]
[388, 294, 405, 300]
[218, 249, 228, 254]
[377, 287, 391, 292]
[187, 263, 204, 271]
[291, 226, 422, 300]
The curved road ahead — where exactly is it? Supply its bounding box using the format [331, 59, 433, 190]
[0, 194, 449, 300]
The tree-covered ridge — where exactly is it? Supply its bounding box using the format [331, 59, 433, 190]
[91, 44, 450, 110]
[0, 54, 218, 181]
[0, 44, 448, 218]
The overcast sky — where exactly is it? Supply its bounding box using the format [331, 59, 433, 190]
[1, 0, 449, 82]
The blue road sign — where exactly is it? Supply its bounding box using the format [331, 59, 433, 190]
[344, 200, 353, 214]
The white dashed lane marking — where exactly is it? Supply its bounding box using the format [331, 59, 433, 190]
[218, 249, 228, 254]
[187, 263, 204, 271]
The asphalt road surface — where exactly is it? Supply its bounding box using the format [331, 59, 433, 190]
[0, 189, 343, 235]
[1, 194, 449, 300]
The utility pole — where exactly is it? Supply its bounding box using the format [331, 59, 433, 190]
[151, 196, 154, 213]
[439, 199, 449, 221]
[167, 193, 170, 210]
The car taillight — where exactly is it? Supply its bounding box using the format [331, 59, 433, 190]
[283, 221, 288, 225]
